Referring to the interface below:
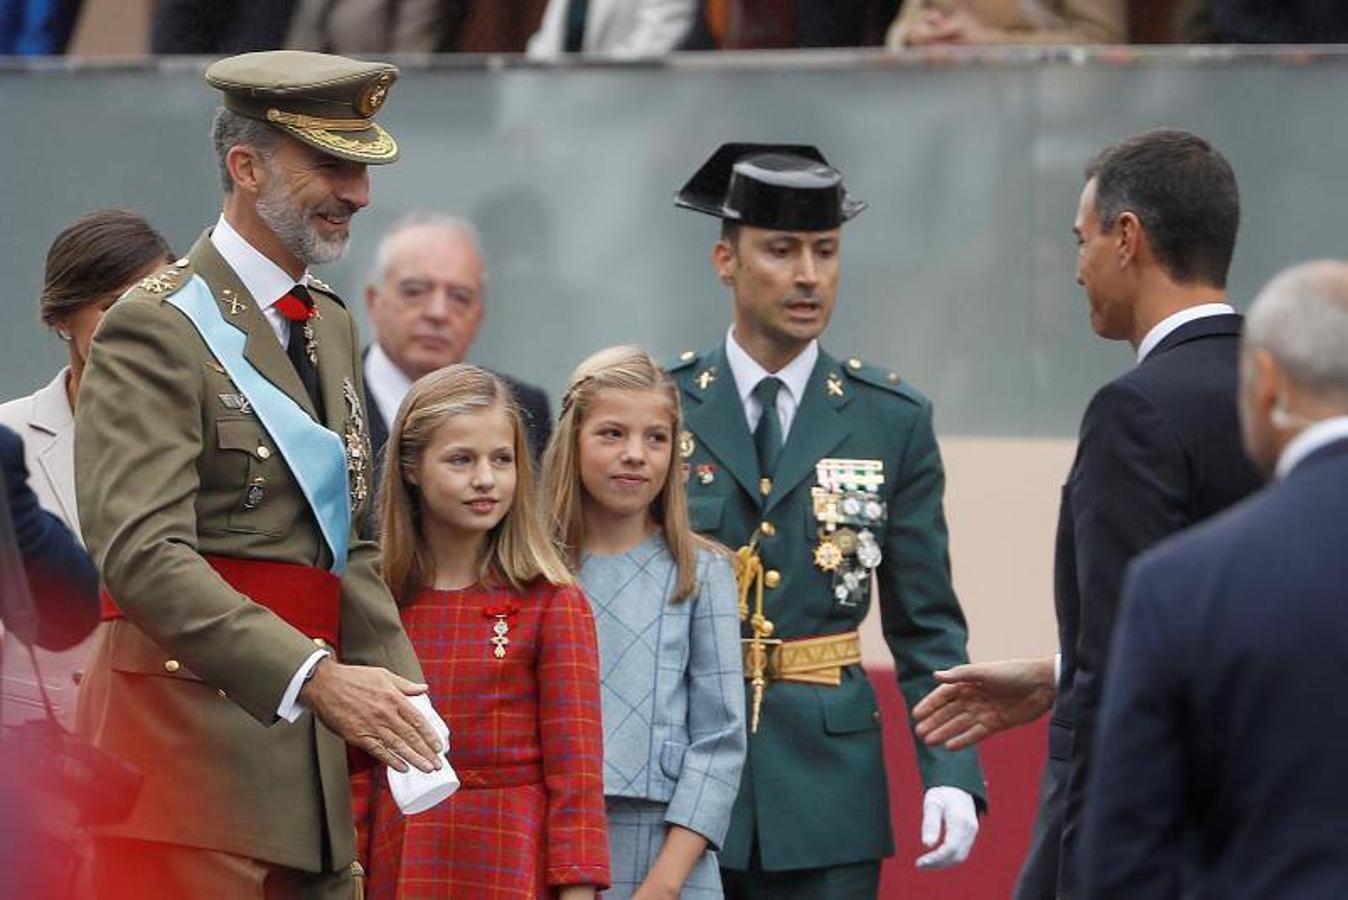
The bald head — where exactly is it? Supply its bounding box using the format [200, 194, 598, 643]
[364, 214, 487, 380]
[1239, 260, 1348, 475]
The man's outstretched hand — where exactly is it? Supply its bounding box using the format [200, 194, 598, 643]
[300, 659, 443, 773]
[913, 657, 1056, 750]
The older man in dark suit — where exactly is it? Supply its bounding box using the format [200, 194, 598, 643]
[1081, 259, 1348, 898]
[361, 213, 551, 482]
[909, 129, 1262, 899]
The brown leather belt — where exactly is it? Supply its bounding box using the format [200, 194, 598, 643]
[742, 631, 862, 686]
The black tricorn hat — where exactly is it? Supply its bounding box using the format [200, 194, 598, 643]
[674, 143, 866, 231]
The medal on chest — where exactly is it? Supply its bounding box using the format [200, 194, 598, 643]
[810, 458, 885, 607]
[341, 378, 371, 507]
[483, 604, 520, 659]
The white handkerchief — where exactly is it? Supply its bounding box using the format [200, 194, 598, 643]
[387, 693, 459, 815]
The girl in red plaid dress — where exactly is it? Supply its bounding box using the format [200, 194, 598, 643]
[356, 364, 610, 899]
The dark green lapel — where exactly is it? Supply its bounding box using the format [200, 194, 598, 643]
[189, 232, 319, 421]
[764, 350, 851, 515]
[682, 344, 760, 500]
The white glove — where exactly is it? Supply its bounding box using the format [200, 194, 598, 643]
[386, 694, 459, 815]
[916, 785, 979, 869]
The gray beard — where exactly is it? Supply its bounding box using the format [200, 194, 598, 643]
[255, 176, 349, 266]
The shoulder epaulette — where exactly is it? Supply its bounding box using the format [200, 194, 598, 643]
[667, 349, 701, 374]
[839, 356, 923, 404]
[133, 257, 193, 300]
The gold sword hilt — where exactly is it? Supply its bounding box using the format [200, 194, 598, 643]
[733, 530, 775, 732]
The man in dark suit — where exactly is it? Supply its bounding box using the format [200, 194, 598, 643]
[909, 129, 1262, 899]
[362, 213, 552, 480]
[1081, 259, 1348, 898]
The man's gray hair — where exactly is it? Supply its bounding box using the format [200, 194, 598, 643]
[366, 212, 488, 289]
[1246, 259, 1348, 401]
[211, 107, 279, 194]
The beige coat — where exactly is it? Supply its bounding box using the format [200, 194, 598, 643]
[74, 233, 423, 873]
[889, 0, 1126, 45]
[0, 368, 95, 727]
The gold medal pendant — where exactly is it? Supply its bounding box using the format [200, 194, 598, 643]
[813, 539, 844, 572]
[483, 604, 519, 660]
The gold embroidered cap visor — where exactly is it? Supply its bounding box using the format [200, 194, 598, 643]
[205, 50, 400, 165]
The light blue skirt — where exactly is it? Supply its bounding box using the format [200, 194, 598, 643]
[603, 797, 724, 899]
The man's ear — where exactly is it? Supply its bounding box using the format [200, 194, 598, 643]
[226, 145, 267, 195]
[1115, 211, 1143, 270]
[712, 239, 737, 285]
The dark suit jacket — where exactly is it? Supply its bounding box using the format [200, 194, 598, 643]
[362, 350, 553, 481]
[0, 424, 98, 652]
[1081, 436, 1348, 899]
[1042, 314, 1261, 897]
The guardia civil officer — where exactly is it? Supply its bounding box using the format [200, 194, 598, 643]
[669, 144, 985, 899]
[74, 51, 443, 899]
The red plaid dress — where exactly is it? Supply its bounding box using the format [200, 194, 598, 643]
[355, 580, 610, 898]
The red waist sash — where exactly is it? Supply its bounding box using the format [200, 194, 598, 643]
[100, 555, 341, 647]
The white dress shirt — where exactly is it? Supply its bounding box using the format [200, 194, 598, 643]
[211, 214, 325, 723]
[364, 341, 414, 429]
[210, 214, 310, 347]
[1275, 415, 1348, 480]
[1136, 302, 1235, 363]
[723, 328, 818, 441]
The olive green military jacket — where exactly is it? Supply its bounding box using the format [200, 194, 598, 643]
[74, 233, 423, 873]
[672, 344, 986, 872]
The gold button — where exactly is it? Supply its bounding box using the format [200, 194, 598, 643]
[313, 637, 328, 648]
[680, 350, 695, 362]
[217, 689, 228, 699]
[759, 477, 772, 497]
[764, 570, 781, 588]
[848, 358, 863, 370]
[256, 446, 271, 460]
[887, 372, 900, 384]
[164, 659, 181, 673]
[174, 257, 190, 268]
[760, 520, 776, 536]
[872, 709, 881, 722]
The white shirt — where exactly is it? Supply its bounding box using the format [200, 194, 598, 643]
[210, 214, 310, 348]
[210, 214, 325, 722]
[364, 341, 414, 429]
[1136, 302, 1235, 363]
[723, 328, 818, 441]
[1275, 415, 1348, 480]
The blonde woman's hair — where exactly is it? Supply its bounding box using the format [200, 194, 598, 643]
[541, 345, 718, 602]
[379, 364, 572, 604]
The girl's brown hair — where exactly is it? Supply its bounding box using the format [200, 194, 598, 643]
[40, 209, 172, 327]
[542, 345, 717, 602]
[378, 364, 572, 604]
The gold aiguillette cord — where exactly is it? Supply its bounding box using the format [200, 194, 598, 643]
[733, 530, 773, 733]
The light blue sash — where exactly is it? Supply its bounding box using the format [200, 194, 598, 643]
[168, 276, 350, 573]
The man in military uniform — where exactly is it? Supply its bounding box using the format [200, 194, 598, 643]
[75, 51, 444, 899]
[670, 144, 985, 898]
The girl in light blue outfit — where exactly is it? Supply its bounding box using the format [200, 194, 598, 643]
[544, 345, 746, 899]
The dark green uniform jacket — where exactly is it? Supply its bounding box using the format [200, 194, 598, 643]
[672, 343, 986, 872]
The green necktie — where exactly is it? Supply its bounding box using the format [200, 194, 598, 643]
[753, 376, 784, 477]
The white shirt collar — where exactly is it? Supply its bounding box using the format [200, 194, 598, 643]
[724, 328, 818, 410]
[1136, 302, 1235, 363]
[364, 341, 414, 428]
[1275, 415, 1348, 480]
[209, 214, 309, 315]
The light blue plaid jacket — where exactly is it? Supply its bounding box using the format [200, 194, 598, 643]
[579, 536, 746, 849]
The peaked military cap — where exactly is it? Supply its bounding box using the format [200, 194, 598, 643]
[674, 143, 866, 231]
[206, 50, 400, 165]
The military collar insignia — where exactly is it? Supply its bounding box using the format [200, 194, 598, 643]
[695, 367, 718, 391]
[826, 371, 845, 397]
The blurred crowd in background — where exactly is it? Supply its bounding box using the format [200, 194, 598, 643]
[3, 0, 1346, 59]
